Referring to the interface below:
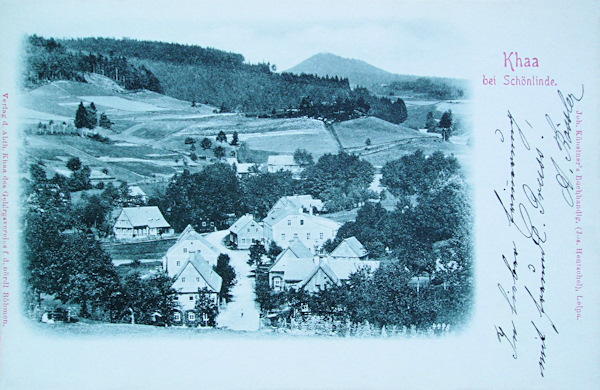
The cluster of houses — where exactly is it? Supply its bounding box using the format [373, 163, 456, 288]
[229, 195, 380, 293]
[111, 194, 379, 325]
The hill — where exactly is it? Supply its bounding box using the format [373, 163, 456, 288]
[286, 52, 404, 87]
[287, 52, 468, 99]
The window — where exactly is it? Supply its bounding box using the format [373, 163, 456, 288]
[241, 238, 246, 244]
[202, 313, 209, 323]
[301, 303, 309, 312]
[247, 228, 250, 232]
[189, 295, 194, 301]
[300, 219, 304, 225]
[273, 277, 282, 291]
[183, 248, 187, 253]
[173, 312, 181, 322]
[320, 232, 324, 239]
[182, 277, 186, 282]
[281, 233, 286, 241]
[202, 221, 207, 227]
[196, 277, 200, 282]
[176, 260, 181, 266]
[188, 312, 196, 321]
[287, 220, 291, 226]
[307, 233, 310, 239]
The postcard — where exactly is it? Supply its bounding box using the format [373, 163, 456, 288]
[0, 1, 598, 389]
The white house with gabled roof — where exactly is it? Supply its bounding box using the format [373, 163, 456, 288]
[163, 225, 220, 274]
[262, 206, 340, 253]
[171, 252, 223, 312]
[229, 214, 264, 249]
[113, 206, 173, 240]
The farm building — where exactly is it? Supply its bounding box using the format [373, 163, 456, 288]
[268, 195, 324, 215]
[267, 155, 302, 176]
[128, 185, 148, 204]
[113, 206, 173, 240]
[229, 214, 264, 249]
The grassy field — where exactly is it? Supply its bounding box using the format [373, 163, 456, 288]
[102, 238, 178, 261]
[334, 117, 423, 149]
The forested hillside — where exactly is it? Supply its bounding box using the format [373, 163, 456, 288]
[58, 37, 352, 113]
[23, 35, 163, 92]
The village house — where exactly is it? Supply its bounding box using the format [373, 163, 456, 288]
[163, 225, 220, 273]
[262, 206, 340, 253]
[330, 237, 369, 260]
[226, 157, 257, 179]
[228, 214, 264, 249]
[113, 206, 173, 240]
[128, 185, 148, 204]
[169, 252, 223, 325]
[267, 155, 302, 177]
[268, 237, 378, 293]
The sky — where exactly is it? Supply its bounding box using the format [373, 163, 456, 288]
[2, 0, 478, 78]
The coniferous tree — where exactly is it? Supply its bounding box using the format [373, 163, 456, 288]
[74, 102, 88, 129]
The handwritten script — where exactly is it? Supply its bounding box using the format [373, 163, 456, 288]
[493, 85, 584, 377]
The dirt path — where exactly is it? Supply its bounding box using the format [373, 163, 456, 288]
[204, 230, 260, 331]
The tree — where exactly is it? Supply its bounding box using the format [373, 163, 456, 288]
[425, 111, 437, 133]
[74, 102, 88, 129]
[74, 193, 112, 235]
[230, 131, 239, 146]
[68, 165, 92, 191]
[247, 242, 267, 266]
[194, 288, 219, 327]
[302, 151, 374, 206]
[213, 145, 226, 159]
[266, 241, 283, 262]
[365, 138, 372, 147]
[99, 112, 113, 129]
[216, 131, 227, 143]
[241, 171, 296, 219]
[29, 163, 46, 183]
[66, 157, 82, 172]
[293, 148, 314, 167]
[213, 254, 236, 302]
[122, 272, 178, 325]
[200, 137, 213, 150]
[381, 150, 460, 198]
[439, 110, 453, 141]
[87, 102, 98, 128]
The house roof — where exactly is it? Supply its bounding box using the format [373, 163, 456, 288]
[269, 195, 324, 214]
[167, 224, 219, 256]
[267, 155, 297, 167]
[229, 214, 257, 234]
[330, 237, 368, 259]
[299, 261, 340, 288]
[173, 252, 222, 293]
[327, 259, 380, 280]
[282, 258, 318, 281]
[114, 206, 170, 229]
[129, 185, 147, 198]
[270, 238, 314, 273]
[262, 207, 340, 231]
